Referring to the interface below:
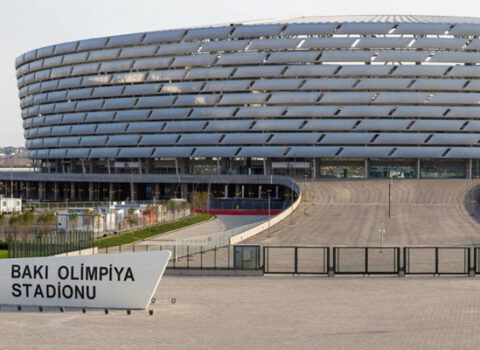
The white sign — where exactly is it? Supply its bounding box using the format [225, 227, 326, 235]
[0, 251, 171, 309]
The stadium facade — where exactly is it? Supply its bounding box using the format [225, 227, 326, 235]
[5, 15, 480, 202]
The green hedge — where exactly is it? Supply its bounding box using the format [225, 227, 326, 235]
[94, 213, 212, 249]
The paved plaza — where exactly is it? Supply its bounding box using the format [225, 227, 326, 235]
[2, 276, 480, 349]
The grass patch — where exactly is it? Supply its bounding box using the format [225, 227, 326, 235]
[0, 250, 7, 259]
[94, 213, 212, 249]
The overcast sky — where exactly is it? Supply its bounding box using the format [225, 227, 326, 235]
[2, 0, 480, 146]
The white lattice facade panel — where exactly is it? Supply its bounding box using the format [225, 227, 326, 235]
[16, 16, 480, 160]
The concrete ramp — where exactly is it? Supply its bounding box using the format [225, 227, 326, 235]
[244, 179, 480, 246]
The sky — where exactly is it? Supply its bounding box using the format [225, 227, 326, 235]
[2, 0, 480, 146]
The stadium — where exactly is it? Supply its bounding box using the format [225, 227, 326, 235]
[4, 15, 480, 208]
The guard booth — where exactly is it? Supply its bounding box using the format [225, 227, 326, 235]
[234, 245, 261, 270]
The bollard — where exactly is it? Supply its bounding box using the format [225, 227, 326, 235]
[127, 309, 131, 315]
[149, 309, 154, 316]
[398, 269, 405, 277]
[39, 306, 43, 312]
[82, 308, 86, 314]
[104, 309, 109, 315]
[17, 305, 22, 311]
[59, 307, 64, 313]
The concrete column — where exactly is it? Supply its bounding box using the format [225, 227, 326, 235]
[89, 182, 94, 201]
[364, 159, 369, 179]
[181, 183, 188, 199]
[174, 158, 179, 175]
[241, 185, 245, 198]
[109, 183, 114, 201]
[312, 158, 316, 179]
[38, 181, 44, 201]
[70, 182, 76, 201]
[467, 159, 473, 179]
[417, 159, 421, 179]
[275, 186, 279, 199]
[53, 182, 58, 201]
[25, 181, 30, 201]
[258, 185, 262, 199]
[263, 159, 267, 175]
[217, 158, 221, 175]
[130, 183, 136, 202]
[224, 184, 228, 198]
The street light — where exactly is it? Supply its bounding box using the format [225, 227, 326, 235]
[267, 189, 272, 229]
[388, 177, 393, 218]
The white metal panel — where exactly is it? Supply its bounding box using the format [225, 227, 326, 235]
[87, 49, 120, 62]
[185, 26, 232, 40]
[119, 45, 158, 59]
[302, 120, 356, 131]
[126, 122, 164, 133]
[375, 51, 429, 62]
[201, 40, 248, 53]
[303, 78, 356, 90]
[58, 137, 80, 147]
[339, 106, 392, 117]
[221, 133, 270, 144]
[80, 136, 108, 146]
[49, 125, 70, 136]
[251, 79, 301, 91]
[98, 60, 134, 73]
[157, 42, 200, 55]
[147, 69, 187, 81]
[43, 137, 59, 147]
[103, 97, 137, 110]
[236, 106, 285, 117]
[302, 38, 356, 49]
[136, 96, 175, 108]
[450, 24, 480, 36]
[188, 67, 234, 79]
[107, 135, 141, 146]
[356, 37, 411, 49]
[118, 147, 154, 158]
[412, 38, 467, 49]
[65, 148, 91, 158]
[337, 65, 392, 76]
[115, 109, 150, 122]
[70, 124, 97, 135]
[321, 133, 374, 144]
[88, 148, 119, 159]
[428, 134, 480, 145]
[175, 94, 220, 106]
[112, 72, 146, 84]
[140, 134, 179, 145]
[394, 23, 449, 35]
[249, 38, 301, 50]
[81, 74, 111, 87]
[76, 100, 104, 112]
[410, 120, 464, 131]
[392, 147, 446, 158]
[340, 147, 392, 157]
[234, 66, 284, 78]
[48, 148, 67, 159]
[203, 80, 250, 92]
[431, 52, 480, 64]
[78, 37, 108, 51]
[467, 39, 480, 50]
[62, 113, 86, 124]
[447, 147, 480, 158]
[163, 121, 205, 132]
[63, 52, 88, 65]
[410, 79, 465, 91]
[283, 23, 337, 35]
[178, 134, 223, 145]
[269, 92, 320, 104]
[218, 93, 268, 105]
[237, 146, 287, 157]
[152, 147, 193, 157]
[92, 86, 123, 98]
[449, 107, 480, 118]
[95, 123, 127, 134]
[429, 93, 480, 104]
[355, 120, 411, 131]
[193, 147, 239, 157]
[206, 120, 252, 131]
[107, 33, 143, 47]
[190, 107, 236, 119]
[217, 52, 266, 65]
[133, 57, 172, 70]
[447, 66, 480, 78]
[53, 41, 77, 55]
[321, 92, 374, 103]
[285, 106, 338, 117]
[252, 120, 303, 131]
[67, 88, 93, 100]
[393, 106, 447, 117]
[267, 51, 320, 64]
[355, 78, 411, 90]
[231, 24, 283, 38]
[143, 30, 186, 44]
[160, 82, 203, 94]
[284, 65, 339, 77]
[320, 51, 372, 62]
[392, 65, 448, 77]
[374, 92, 429, 104]
[85, 111, 115, 123]
[124, 84, 160, 95]
[287, 146, 339, 157]
[150, 108, 190, 120]
[171, 54, 217, 67]
[337, 22, 393, 34]
[375, 133, 429, 144]
[269, 133, 322, 144]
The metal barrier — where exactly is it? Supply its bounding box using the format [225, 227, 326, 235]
[405, 247, 470, 275]
[333, 247, 400, 275]
[263, 246, 329, 274]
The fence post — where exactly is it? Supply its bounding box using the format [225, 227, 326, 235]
[200, 246, 203, 270]
[262, 246, 266, 273]
[398, 248, 405, 277]
[435, 247, 439, 276]
[469, 247, 475, 277]
[294, 247, 298, 275]
[365, 248, 369, 275]
[214, 247, 217, 270]
[329, 247, 335, 277]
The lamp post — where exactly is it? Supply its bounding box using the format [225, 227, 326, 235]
[388, 177, 392, 218]
[267, 189, 272, 228]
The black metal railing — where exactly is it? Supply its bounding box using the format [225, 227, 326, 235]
[333, 247, 400, 275]
[263, 246, 329, 274]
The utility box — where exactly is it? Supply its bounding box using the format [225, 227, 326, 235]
[234, 245, 261, 270]
[0, 196, 22, 214]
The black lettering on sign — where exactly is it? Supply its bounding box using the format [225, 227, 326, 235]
[124, 267, 135, 282]
[33, 284, 44, 298]
[11, 283, 21, 297]
[11, 265, 20, 278]
[58, 266, 68, 280]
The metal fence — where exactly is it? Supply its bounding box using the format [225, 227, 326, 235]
[263, 246, 329, 274]
[405, 247, 470, 275]
[8, 231, 93, 258]
[334, 247, 400, 275]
